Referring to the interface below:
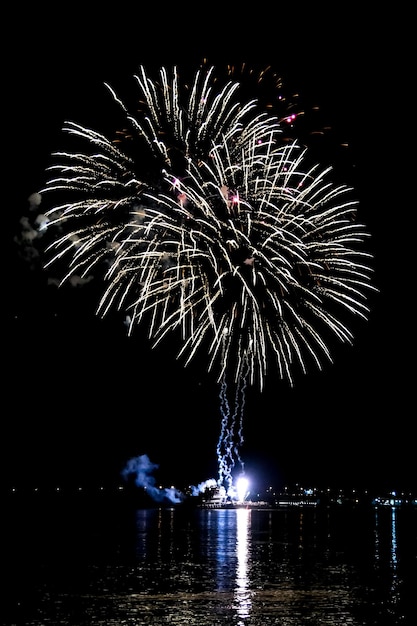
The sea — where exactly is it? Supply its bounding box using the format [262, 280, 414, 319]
[3, 492, 416, 626]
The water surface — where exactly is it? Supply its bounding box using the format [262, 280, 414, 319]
[3, 498, 416, 625]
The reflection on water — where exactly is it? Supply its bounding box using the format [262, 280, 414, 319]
[389, 506, 401, 616]
[374, 505, 403, 620]
[205, 508, 253, 621]
[3, 500, 416, 625]
[391, 506, 398, 568]
[234, 508, 252, 622]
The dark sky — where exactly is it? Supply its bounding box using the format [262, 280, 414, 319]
[3, 7, 413, 496]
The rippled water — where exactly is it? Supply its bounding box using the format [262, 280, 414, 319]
[3, 497, 416, 625]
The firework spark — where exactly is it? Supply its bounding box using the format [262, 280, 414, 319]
[40, 64, 376, 492]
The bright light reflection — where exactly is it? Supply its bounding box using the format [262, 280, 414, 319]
[390, 506, 398, 568]
[234, 508, 252, 622]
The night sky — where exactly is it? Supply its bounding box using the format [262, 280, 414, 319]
[3, 7, 413, 496]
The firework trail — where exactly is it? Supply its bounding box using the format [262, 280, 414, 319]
[39, 63, 376, 493]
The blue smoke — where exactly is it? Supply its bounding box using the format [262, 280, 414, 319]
[121, 454, 184, 504]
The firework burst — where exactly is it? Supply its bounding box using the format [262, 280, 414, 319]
[41, 64, 375, 394]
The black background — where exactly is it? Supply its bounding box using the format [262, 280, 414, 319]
[3, 5, 413, 495]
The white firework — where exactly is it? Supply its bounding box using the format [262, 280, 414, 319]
[41, 64, 376, 392]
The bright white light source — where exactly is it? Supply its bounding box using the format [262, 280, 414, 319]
[236, 476, 249, 502]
